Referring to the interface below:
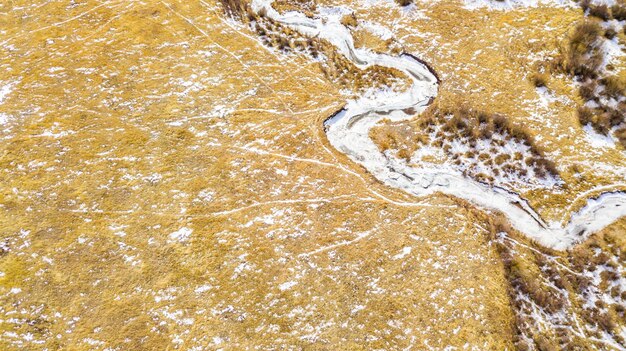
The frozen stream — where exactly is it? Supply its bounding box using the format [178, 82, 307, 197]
[250, 0, 626, 250]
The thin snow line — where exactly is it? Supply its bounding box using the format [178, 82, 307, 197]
[0, 1, 121, 47]
[54, 196, 379, 217]
[298, 230, 373, 257]
[210, 195, 370, 216]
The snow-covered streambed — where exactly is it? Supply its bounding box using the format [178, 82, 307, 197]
[250, 0, 626, 250]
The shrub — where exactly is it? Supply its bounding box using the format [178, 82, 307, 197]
[580, 0, 591, 11]
[615, 128, 626, 148]
[588, 4, 611, 21]
[601, 76, 625, 99]
[583, 309, 616, 332]
[220, 0, 248, 18]
[578, 81, 597, 101]
[494, 154, 511, 165]
[612, 4, 626, 21]
[397, 148, 411, 161]
[340, 14, 357, 27]
[570, 22, 603, 51]
[566, 22, 603, 78]
[593, 113, 611, 134]
[536, 335, 559, 351]
[606, 108, 623, 127]
[395, 0, 414, 6]
[530, 72, 549, 87]
[604, 27, 617, 40]
[577, 106, 594, 126]
[492, 114, 508, 133]
[535, 158, 558, 177]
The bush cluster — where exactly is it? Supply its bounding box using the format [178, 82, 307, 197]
[581, 0, 626, 21]
[562, 21, 604, 79]
[418, 107, 559, 179]
[556, 20, 626, 148]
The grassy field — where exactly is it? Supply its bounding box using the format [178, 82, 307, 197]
[0, 0, 624, 349]
[0, 1, 518, 349]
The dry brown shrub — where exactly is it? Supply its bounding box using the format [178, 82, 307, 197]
[601, 76, 625, 98]
[588, 4, 611, 21]
[219, 0, 249, 18]
[615, 128, 626, 148]
[340, 14, 358, 27]
[565, 22, 603, 79]
[576, 107, 595, 127]
[395, 0, 414, 6]
[612, 3, 626, 20]
[530, 71, 549, 87]
[578, 81, 597, 101]
[536, 335, 559, 351]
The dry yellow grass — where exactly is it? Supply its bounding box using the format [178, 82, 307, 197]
[0, 0, 520, 349]
[2, 0, 625, 349]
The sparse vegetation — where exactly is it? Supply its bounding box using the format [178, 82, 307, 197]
[244, 5, 411, 93]
[372, 105, 560, 186]
[575, 74, 626, 147]
[550, 16, 626, 148]
[489, 223, 626, 350]
[420, 107, 559, 180]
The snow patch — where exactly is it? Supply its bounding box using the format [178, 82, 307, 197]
[393, 246, 412, 260]
[583, 124, 615, 148]
[168, 227, 192, 243]
[279, 281, 298, 291]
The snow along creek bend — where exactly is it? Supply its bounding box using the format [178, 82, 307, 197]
[250, 0, 626, 250]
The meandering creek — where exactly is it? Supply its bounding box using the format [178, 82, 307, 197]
[250, 0, 626, 250]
